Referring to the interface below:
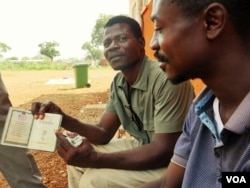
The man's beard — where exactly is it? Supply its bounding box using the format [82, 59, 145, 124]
[169, 75, 188, 85]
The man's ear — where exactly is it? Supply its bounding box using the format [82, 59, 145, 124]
[203, 3, 226, 39]
[138, 37, 145, 49]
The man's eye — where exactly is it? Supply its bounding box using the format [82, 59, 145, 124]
[154, 28, 162, 33]
[118, 36, 128, 42]
[103, 41, 111, 48]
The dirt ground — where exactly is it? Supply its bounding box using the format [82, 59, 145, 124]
[0, 68, 204, 188]
[0, 68, 117, 188]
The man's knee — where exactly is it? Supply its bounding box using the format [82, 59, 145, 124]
[67, 166, 85, 188]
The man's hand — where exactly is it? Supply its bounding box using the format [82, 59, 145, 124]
[55, 131, 98, 168]
[31, 101, 63, 119]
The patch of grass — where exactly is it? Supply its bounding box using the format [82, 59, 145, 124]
[0, 61, 72, 70]
[0, 60, 112, 71]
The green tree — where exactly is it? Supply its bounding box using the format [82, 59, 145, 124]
[81, 14, 113, 62]
[38, 41, 60, 63]
[0, 42, 11, 57]
[82, 42, 102, 61]
[91, 14, 113, 46]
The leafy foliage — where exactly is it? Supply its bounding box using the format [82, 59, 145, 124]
[0, 42, 11, 57]
[38, 41, 60, 63]
[91, 14, 113, 46]
[82, 42, 102, 60]
[0, 61, 71, 70]
[82, 14, 113, 62]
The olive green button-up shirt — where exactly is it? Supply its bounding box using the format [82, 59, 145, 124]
[105, 56, 194, 144]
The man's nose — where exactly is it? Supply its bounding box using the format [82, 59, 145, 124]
[150, 32, 159, 50]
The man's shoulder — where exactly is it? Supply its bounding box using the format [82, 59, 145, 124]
[145, 57, 161, 69]
[111, 72, 125, 87]
[113, 71, 123, 80]
[143, 57, 167, 79]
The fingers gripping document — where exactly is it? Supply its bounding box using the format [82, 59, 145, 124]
[0, 107, 62, 152]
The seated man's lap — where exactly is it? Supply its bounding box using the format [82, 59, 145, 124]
[80, 167, 165, 188]
[67, 138, 165, 187]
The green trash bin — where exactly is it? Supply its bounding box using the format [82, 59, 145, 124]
[73, 63, 90, 88]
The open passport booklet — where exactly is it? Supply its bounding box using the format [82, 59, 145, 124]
[0, 107, 62, 152]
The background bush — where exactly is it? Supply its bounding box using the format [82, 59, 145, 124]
[0, 61, 71, 70]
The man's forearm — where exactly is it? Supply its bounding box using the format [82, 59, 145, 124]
[92, 143, 170, 170]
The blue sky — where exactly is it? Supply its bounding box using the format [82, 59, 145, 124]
[0, 0, 129, 59]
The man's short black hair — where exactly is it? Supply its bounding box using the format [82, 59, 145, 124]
[104, 15, 143, 39]
[167, 0, 250, 42]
